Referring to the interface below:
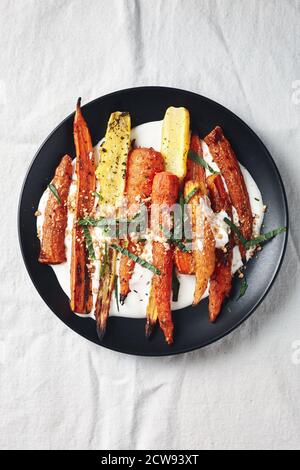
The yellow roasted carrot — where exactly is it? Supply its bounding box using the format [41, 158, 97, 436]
[161, 106, 190, 181]
[95, 112, 131, 209]
[95, 111, 131, 337]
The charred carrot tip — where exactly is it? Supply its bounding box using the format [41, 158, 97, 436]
[145, 321, 155, 339]
[76, 97, 82, 109]
[120, 294, 127, 305]
[96, 324, 106, 341]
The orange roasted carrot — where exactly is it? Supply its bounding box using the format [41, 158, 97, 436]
[119, 239, 143, 303]
[186, 134, 206, 182]
[70, 98, 95, 313]
[39, 155, 73, 264]
[204, 126, 252, 257]
[145, 283, 158, 338]
[151, 171, 179, 345]
[119, 147, 164, 303]
[207, 174, 234, 322]
[174, 247, 195, 274]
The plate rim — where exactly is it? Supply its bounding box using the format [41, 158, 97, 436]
[17, 86, 289, 356]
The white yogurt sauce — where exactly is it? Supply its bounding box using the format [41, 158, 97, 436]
[37, 120, 264, 318]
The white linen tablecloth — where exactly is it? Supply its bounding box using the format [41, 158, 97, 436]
[0, 0, 299, 450]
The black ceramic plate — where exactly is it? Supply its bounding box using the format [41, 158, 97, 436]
[18, 87, 288, 356]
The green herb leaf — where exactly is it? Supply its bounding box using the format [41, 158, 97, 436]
[78, 217, 117, 227]
[223, 217, 248, 245]
[83, 226, 96, 260]
[159, 224, 190, 253]
[184, 187, 199, 203]
[224, 217, 287, 250]
[92, 191, 103, 201]
[48, 183, 61, 204]
[172, 267, 180, 302]
[131, 205, 145, 221]
[237, 276, 248, 300]
[245, 227, 287, 249]
[171, 238, 190, 252]
[78, 209, 145, 229]
[188, 150, 219, 175]
[114, 275, 120, 312]
[111, 244, 161, 275]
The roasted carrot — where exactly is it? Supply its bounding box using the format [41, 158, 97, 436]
[184, 180, 215, 305]
[209, 249, 233, 322]
[174, 248, 194, 274]
[95, 111, 131, 337]
[174, 134, 206, 276]
[186, 134, 206, 182]
[119, 239, 143, 304]
[119, 147, 164, 303]
[145, 283, 158, 338]
[207, 173, 228, 213]
[204, 126, 252, 257]
[151, 171, 179, 345]
[39, 155, 73, 264]
[207, 174, 234, 322]
[95, 248, 117, 339]
[70, 98, 95, 314]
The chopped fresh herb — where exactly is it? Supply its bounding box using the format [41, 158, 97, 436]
[83, 226, 96, 260]
[114, 275, 119, 312]
[188, 150, 219, 175]
[159, 224, 190, 253]
[78, 208, 145, 230]
[92, 191, 103, 200]
[223, 217, 247, 245]
[179, 192, 185, 215]
[224, 217, 287, 250]
[48, 183, 61, 204]
[131, 206, 145, 220]
[184, 187, 199, 203]
[171, 238, 190, 252]
[111, 244, 161, 275]
[78, 217, 116, 227]
[254, 197, 260, 202]
[245, 227, 287, 249]
[237, 275, 248, 300]
[172, 267, 180, 302]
